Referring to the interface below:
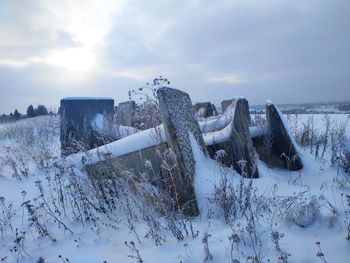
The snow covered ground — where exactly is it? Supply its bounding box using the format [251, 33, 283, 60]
[0, 114, 349, 263]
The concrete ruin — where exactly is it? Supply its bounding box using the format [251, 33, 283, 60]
[60, 88, 303, 216]
[206, 98, 258, 178]
[222, 98, 251, 125]
[158, 87, 207, 215]
[194, 102, 218, 118]
[221, 99, 236, 113]
[252, 102, 303, 170]
[60, 97, 114, 156]
[84, 87, 206, 216]
[116, 101, 136, 127]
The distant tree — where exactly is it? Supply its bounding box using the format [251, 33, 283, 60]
[13, 109, 21, 120]
[26, 105, 35, 118]
[9, 112, 14, 121]
[0, 113, 8, 123]
[35, 105, 48, 116]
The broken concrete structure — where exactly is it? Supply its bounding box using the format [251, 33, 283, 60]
[61, 89, 303, 216]
[206, 98, 258, 178]
[158, 87, 207, 215]
[84, 88, 206, 216]
[253, 102, 303, 170]
[116, 101, 136, 127]
[222, 98, 251, 125]
[194, 102, 218, 118]
[60, 97, 114, 156]
[221, 99, 236, 113]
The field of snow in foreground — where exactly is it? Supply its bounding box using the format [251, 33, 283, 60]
[0, 114, 349, 263]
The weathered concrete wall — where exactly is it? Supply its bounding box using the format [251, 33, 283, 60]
[67, 90, 304, 218]
[87, 87, 206, 216]
[207, 98, 258, 178]
[60, 98, 114, 156]
[265, 102, 303, 170]
[86, 143, 168, 186]
[222, 98, 251, 125]
[221, 99, 237, 113]
[252, 103, 303, 170]
[194, 102, 217, 118]
[116, 101, 136, 126]
[158, 87, 207, 216]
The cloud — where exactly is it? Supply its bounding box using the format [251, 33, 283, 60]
[206, 74, 245, 85]
[0, 0, 349, 113]
[0, 0, 124, 71]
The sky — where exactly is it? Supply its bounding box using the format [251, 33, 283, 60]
[0, 0, 349, 114]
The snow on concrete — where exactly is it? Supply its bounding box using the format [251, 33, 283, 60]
[90, 113, 139, 139]
[65, 124, 166, 167]
[198, 103, 236, 133]
[62, 97, 113, 100]
[249, 125, 267, 138]
[0, 114, 350, 262]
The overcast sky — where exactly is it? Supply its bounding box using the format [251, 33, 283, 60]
[0, 0, 349, 114]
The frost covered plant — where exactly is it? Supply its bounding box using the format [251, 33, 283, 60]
[341, 193, 350, 240]
[58, 255, 71, 263]
[0, 197, 14, 237]
[128, 76, 170, 106]
[36, 257, 46, 263]
[250, 114, 266, 127]
[210, 175, 236, 223]
[202, 231, 213, 262]
[0, 145, 29, 180]
[285, 195, 320, 228]
[125, 241, 145, 263]
[271, 231, 290, 263]
[228, 233, 242, 263]
[10, 228, 28, 263]
[210, 176, 259, 225]
[210, 177, 265, 261]
[341, 146, 350, 174]
[215, 149, 227, 164]
[22, 200, 56, 241]
[129, 76, 170, 130]
[0, 116, 59, 175]
[262, 127, 273, 169]
[315, 241, 328, 263]
[34, 180, 73, 234]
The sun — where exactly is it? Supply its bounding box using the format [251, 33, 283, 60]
[46, 47, 95, 72]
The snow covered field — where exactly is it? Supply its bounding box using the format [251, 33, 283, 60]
[0, 114, 349, 263]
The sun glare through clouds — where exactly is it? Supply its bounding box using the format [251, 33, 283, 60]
[46, 48, 95, 72]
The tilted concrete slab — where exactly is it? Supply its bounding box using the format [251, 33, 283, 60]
[207, 98, 258, 178]
[158, 87, 207, 216]
[252, 102, 303, 170]
[194, 102, 218, 118]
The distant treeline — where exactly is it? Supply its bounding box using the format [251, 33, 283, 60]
[0, 105, 56, 123]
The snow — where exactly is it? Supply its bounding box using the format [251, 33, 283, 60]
[201, 102, 266, 144]
[191, 133, 228, 215]
[90, 113, 139, 139]
[202, 123, 232, 145]
[192, 131, 350, 262]
[200, 102, 237, 145]
[0, 113, 350, 262]
[287, 114, 350, 135]
[195, 107, 206, 118]
[62, 97, 113, 100]
[65, 124, 166, 166]
[198, 103, 236, 133]
[90, 113, 106, 131]
[265, 99, 273, 106]
[249, 125, 267, 138]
